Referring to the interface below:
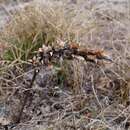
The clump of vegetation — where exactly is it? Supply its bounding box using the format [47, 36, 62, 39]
[0, 2, 77, 63]
[0, 0, 97, 94]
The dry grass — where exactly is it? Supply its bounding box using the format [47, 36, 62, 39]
[0, 0, 130, 130]
[0, 0, 85, 62]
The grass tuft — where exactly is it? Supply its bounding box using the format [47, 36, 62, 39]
[0, 1, 78, 63]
